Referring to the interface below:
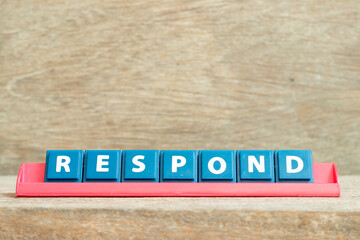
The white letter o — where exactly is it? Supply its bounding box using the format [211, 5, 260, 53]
[208, 157, 226, 175]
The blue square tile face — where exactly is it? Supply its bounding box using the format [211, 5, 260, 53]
[238, 150, 275, 182]
[122, 150, 159, 182]
[275, 150, 313, 183]
[83, 150, 121, 182]
[199, 150, 236, 182]
[45, 150, 84, 182]
[161, 150, 198, 182]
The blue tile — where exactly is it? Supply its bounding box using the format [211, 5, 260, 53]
[83, 150, 121, 182]
[122, 150, 159, 182]
[199, 150, 236, 182]
[238, 150, 275, 182]
[275, 150, 313, 183]
[45, 150, 84, 182]
[161, 150, 197, 182]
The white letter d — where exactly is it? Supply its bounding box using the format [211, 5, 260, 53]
[286, 156, 304, 173]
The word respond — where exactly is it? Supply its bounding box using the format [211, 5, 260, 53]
[44, 150, 313, 183]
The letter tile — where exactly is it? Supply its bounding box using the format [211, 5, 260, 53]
[45, 150, 84, 182]
[122, 150, 159, 182]
[161, 150, 197, 182]
[238, 150, 275, 182]
[275, 150, 313, 183]
[83, 150, 121, 182]
[199, 150, 236, 182]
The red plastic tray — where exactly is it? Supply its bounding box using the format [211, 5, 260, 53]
[16, 162, 340, 197]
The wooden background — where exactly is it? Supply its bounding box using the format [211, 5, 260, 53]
[1, 0, 360, 175]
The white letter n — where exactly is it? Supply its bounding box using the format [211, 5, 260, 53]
[248, 156, 265, 173]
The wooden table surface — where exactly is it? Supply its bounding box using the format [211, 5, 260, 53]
[1, 0, 360, 176]
[0, 175, 359, 239]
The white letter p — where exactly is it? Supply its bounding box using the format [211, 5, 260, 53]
[172, 156, 186, 172]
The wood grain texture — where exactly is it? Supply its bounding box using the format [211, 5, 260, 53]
[0, 176, 359, 239]
[0, 1, 360, 175]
